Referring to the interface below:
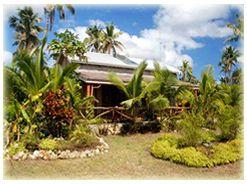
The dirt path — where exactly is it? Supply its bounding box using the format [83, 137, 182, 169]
[4, 132, 243, 179]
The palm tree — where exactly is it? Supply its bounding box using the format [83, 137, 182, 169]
[101, 23, 124, 57]
[226, 14, 243, 43]
[108, 61, 148, 121]
[44, 4, 75, 34]
[219, 46, 240, 84]
[6, 39, 50, 134]
[109, 61, 147, 109]
[231, 68, 242, 85]
[84, 25, 104, 52]
[48, 63, 79, 91]
[9, 6, 43, 51]
[179, 60, 196, 83]
[152, 62, 178, 105]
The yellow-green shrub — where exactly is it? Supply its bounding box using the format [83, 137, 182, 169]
[7, 142, 27, 156]
[39, 138, 58, 151]
[151, 134, 242, 168]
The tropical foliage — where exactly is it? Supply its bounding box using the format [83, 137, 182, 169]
[44, 4, 75, 33]
[84, 23, 124, 57]
[226, 14, 243, 42]
[219, 46, 240, 84]
[48, 29, 87, 65]
[9, 6, 43, 51]
[4, 6, 243, 168]
[179, 60, 197, 84]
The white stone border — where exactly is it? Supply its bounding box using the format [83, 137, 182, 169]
[5, 138, 109, 161]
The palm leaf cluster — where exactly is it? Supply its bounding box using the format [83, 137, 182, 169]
[84, 23, 124, 57]
[179, 60, 197, 84]
[219, 46, 240, 84]
[44, 4, 75, 32]
[9, 6, 43, 51]
[108, 61, 179, 120]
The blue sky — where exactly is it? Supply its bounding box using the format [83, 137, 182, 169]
[3, 4, 242, 80]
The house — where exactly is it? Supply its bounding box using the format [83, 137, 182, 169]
[70, 52, 182, 107]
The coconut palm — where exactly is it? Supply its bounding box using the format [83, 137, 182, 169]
[176, 66, 226, 118]
[179, 60, 196, 83]
[231, 68, 242, 85]
[219, 46, 240, 84]
[44, 4, 75, 33]
[152, 62, 178, 105]
[9, 6, 43, 51]
[108, 61, 147, 109]
[101, 23, 124, 57]
[84, 25, 104, 52]
[226, 14, 243, 43]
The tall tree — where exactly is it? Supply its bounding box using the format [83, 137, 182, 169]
[9, 6, 43, 51]
[219, 46, 240, 84]
[179, 60, 197, 83]
[48, 29, 87, 65]
[44, 4, 75, 34]
[226, 14, 243, 43]
[101, 23, 124, 57]
[84, 25, 104, 52]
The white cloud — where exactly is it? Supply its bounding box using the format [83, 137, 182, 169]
[57, 5, 234, 68]
[88, 19, 106, 27]
[4, 50, 13, 65]
[117, 5, 232, 67]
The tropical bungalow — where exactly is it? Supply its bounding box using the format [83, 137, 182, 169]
[69, 52, 192, 107]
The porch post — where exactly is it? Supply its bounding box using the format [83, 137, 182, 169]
[86, 84, 94, 96]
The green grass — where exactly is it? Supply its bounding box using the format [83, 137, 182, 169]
[4, 132, 243, 179]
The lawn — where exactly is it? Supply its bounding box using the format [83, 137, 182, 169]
[4, 132, 243, 179]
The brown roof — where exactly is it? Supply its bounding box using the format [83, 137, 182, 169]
[77, 69, 154, 85]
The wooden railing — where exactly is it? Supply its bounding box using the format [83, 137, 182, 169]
[80, 106, 190, 122]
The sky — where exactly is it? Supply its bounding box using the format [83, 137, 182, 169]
[3, 4, 243, 80]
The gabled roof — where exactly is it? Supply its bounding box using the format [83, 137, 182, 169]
[77, 69, 154, 85]
[70, 52, 181, 74]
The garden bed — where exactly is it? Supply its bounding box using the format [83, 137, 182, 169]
[150, 134, 243, 168]
[5, 137, 109, 161]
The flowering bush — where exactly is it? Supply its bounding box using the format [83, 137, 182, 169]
[42, 88, 73, 138]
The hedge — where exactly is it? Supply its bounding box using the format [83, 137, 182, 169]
[150, 134, 242, 168]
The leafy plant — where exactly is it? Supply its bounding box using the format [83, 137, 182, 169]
[21, 133, 39, 151]
[39, 138, 58, 151]
[216, 105, 242, 141]
[69, 124, 98, 147]
[108, 61, 147, 119]
[7, 142, 27, 157]
[48, 29, 87, 65]
[176, 112, 205, 147]
[42, 88, 73, 138]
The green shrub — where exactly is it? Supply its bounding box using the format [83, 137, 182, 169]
[176, 113, 205, 147]
[217, 106, 241, 141]
[7, 142, 27, 157]
[201, 130, 216, 143]
[151, 134, 242, 168]
[21, 134, 39, 151]
[39, 138, 58, 151]
[69, 124, 98, 147]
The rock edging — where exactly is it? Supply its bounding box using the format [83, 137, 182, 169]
[6, 137, 109, 161]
